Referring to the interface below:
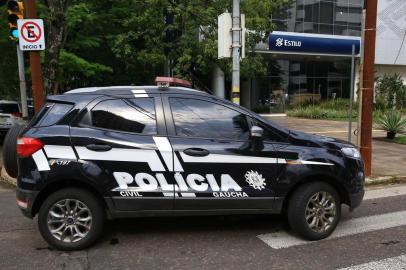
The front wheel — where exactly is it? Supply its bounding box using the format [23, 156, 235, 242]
[287, 182, 341, 241]
[38, 188, 105, 251]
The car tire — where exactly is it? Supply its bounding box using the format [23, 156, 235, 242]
[2, 124, 25, 178]
[287, 182, 341, 241]
[38, 188, 105, 251]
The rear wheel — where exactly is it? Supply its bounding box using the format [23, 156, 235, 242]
[287, 182, 341, 241]
[2, 124, 25, 178]
[38, 188, 105, 251]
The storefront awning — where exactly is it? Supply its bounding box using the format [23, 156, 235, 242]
[256, 32, 361, 58]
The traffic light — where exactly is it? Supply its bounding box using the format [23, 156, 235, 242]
[7, 0, 24, 40]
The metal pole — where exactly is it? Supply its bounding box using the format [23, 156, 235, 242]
[212, 65, 225, 99]
[360, 0, 378, 176]
[16, 45, 28, 118]
[231, 0, 241, 105]
[25, 0, 45, 113]
[348, 45, 356, 143]
[357, 9, 366, 148]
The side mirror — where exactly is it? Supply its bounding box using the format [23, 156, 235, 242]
[250, 126, 264, 151]
[250, 126, 264, 139]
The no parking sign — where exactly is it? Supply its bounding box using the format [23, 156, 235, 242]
[17, 19, 45, 51]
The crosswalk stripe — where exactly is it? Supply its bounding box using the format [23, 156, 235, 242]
[258, 210, 406, 249]
[364, 185, 406, 200]
[337, 254, 406, 270]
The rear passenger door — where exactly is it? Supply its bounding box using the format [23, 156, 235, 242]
[70, 95, 176, 211]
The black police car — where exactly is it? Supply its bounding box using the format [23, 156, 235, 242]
[4, 84, 365, 250]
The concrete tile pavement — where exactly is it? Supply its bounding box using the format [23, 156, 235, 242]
[267, 116, 406, 177]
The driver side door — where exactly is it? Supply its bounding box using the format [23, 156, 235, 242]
[163, 95, 279, 211]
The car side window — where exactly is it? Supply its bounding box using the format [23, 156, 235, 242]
[87, 98, 157, 135]
[169, 98, 250, 140]
[31, 103, 73, 127]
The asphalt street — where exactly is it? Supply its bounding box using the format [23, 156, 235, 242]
[0, 183, 405, 270]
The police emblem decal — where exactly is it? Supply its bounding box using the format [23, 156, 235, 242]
[244, 170, 266, 190]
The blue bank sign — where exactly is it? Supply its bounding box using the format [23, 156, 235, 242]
[269, 31, 361, 56]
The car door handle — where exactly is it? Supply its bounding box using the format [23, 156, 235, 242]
[183, 148, 210, 157]
[86, 144, 112, 152]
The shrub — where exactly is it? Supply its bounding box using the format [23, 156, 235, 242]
[286, 99, 358, 120]
[376, 110, 406, 139]
[394, 136, 406, 145]
[375, 74, 406, 110]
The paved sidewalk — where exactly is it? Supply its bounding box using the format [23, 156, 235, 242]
[266, 116, 406, 177]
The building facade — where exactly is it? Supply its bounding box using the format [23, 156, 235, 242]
[236, 0, 406, 112]
[240, 0, 363, 111]
[375, 0, 406, 80]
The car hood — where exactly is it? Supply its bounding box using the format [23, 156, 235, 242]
[288, 130, 355, 150]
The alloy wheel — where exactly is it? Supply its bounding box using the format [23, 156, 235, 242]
[305, 191, 337, 233]
[47, 199, 93, 243]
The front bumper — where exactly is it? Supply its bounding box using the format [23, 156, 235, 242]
[16, 188, 39, 218]
[349, 188, 365, 209]
[348, 169, 365, 209]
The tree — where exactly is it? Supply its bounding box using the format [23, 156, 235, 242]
[41, 0, 70, 94]
[0, 10, 19, 99]
[40, 0, 114, 93]
[111, 0, 289, 84]
[1, 0, 289, 97]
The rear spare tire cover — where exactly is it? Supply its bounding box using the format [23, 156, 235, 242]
[2, 125, 25, 178]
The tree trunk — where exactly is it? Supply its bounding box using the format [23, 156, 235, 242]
[43, 0, 70, 95]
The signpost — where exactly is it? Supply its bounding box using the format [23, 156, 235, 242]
[15, 18, 45, 115]
[17, 19, 45, 51]
[16, 44, 28, 118]
[24, 0, 45, 113]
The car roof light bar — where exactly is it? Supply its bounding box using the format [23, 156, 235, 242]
[155, 77, 193, 89]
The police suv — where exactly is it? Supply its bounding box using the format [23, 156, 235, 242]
[4, 83, 365, 250]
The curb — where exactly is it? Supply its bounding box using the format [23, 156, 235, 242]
[0, 167, 16, 187]
[365, 176, 406, 186]
[259, 113, 287, 117]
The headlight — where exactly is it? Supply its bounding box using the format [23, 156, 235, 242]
[341, 147, 361, 159]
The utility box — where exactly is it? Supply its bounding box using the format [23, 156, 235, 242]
[241, 14, 246, 59]
[218, 13, 246, 59]
[218, 13, 232, 59]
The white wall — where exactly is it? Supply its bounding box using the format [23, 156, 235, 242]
[353, 64, 406, 101]
[376, 0, 406, 65]
[375, 65, 406, 84]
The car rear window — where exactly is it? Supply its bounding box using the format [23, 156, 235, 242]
[31, 103, 73, 127]
[0, 103, 19, 114]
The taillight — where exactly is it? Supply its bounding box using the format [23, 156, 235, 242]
[17, 137, 44, 157]
[12, 112, 22, 118]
